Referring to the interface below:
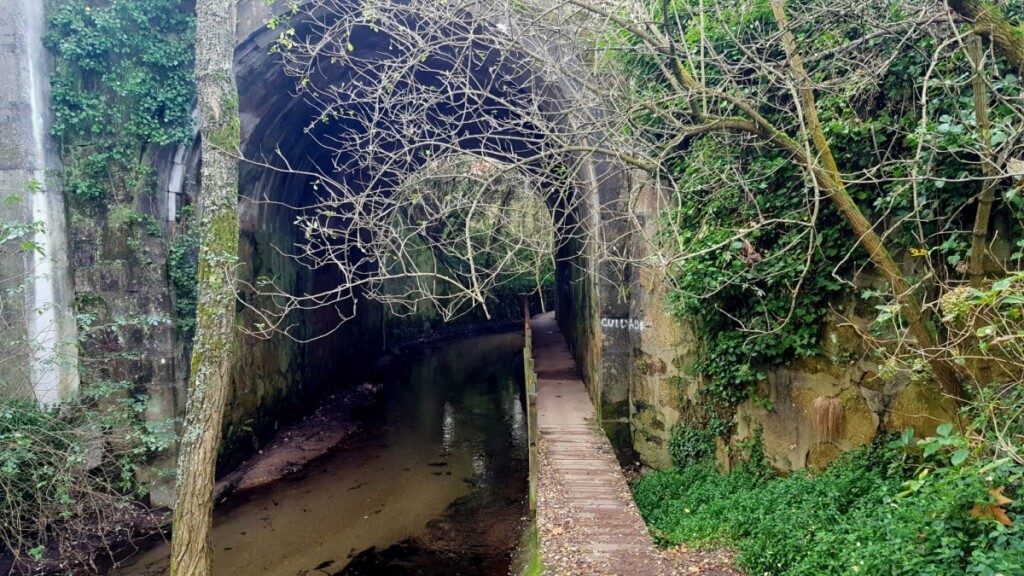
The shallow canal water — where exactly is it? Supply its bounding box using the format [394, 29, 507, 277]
[116, 331, 528, 575]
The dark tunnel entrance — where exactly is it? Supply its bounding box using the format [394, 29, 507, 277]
[213, 0, 602, 451]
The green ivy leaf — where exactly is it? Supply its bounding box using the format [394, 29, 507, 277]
[992, 278, 1013, 291]
[901, 427, 914, 445]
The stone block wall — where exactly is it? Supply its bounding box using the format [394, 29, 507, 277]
[623, 183, 956, 473]
[629, 290, 956, 472]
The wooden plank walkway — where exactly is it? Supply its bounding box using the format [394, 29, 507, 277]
[530, 312, 676, 575]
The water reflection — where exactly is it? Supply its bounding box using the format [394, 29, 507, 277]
[442, 401, 455, 455]
[114, 331, 527, 576]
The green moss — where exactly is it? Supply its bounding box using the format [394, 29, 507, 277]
[188, 179, 241, 377]
[646, 412, 665, 432]
[601, 398, 630, 420]
[512, 515, 543, 576]
[207, 96, 241, 151]
[602, 420, 635, 465]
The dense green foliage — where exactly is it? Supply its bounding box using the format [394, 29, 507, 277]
[46, 0, 200, 337]
[667, 422, 715, 469]
[0, 389, 175, 565]
[663, 140, 847, 408]
[46, 0, 195, 201]
[636, 432, 1023, 575]
[627, 0, 1024, 417]
[169, 205, 201, 337]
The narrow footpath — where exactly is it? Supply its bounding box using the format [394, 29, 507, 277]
[531, 312, 674, 575]
[531, 312, 739, 576]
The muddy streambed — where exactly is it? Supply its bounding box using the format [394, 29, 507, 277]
[116, 332, 529, 576]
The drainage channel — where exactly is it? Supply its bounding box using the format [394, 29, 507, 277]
[115, 331, 529, 576]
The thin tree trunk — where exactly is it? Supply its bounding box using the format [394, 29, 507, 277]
[770, 0, 962, 401]
[968, 35, 998, 289]
[967, 35, 997, 388]
[948, 1, 1024, 74]
[170, 0, 240, 574]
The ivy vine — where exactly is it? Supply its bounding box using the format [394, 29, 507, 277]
[662, 137, 848, 410]
[168, 205, 200, 338]
[45, 0, 196, 202]
[46, 0, 199, 333]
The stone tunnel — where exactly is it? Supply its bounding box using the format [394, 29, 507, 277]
[221, 0, 637, 453]
[0, 0, 642, 504]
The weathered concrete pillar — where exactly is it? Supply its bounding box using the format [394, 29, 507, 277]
[570, 153, 637, 460]
[0, 1, 78, 405]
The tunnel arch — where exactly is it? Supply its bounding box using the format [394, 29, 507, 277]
[232, 4, 595, 331]
[231, 0, 589, 321]
[160, 0, 634, 476]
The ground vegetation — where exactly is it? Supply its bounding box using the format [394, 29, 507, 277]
[0, 213, 175, 571]
[636, 430, 1023, 575]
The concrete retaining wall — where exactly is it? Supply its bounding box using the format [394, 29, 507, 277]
[0, 1, 78, 405]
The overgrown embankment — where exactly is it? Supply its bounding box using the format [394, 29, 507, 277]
[611, 0, 1024, 479]
[1, 2, 196, 570]
[635, 426, 1023, 575]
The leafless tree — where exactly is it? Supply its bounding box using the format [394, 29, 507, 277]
[241, 155, 558, 340]
[234, 0, 626, 340]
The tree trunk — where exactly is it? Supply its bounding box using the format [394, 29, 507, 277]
[770, 0, 962, 401]
[967, 35, 996, 388]
[170, 0, 240, 575]
[948, 0, 1024, 74]
[968, 35, 998, 289]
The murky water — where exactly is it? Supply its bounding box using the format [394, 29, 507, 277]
[116, 332, 528, 576]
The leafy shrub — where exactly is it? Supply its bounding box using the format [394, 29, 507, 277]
[660, 137, 848, 409]
[667, 423, 715, 469]
[635, 435, 1023, 575]
[0, 393, 174, 568]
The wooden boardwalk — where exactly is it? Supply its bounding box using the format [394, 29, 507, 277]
[530, 312, 675, 575]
